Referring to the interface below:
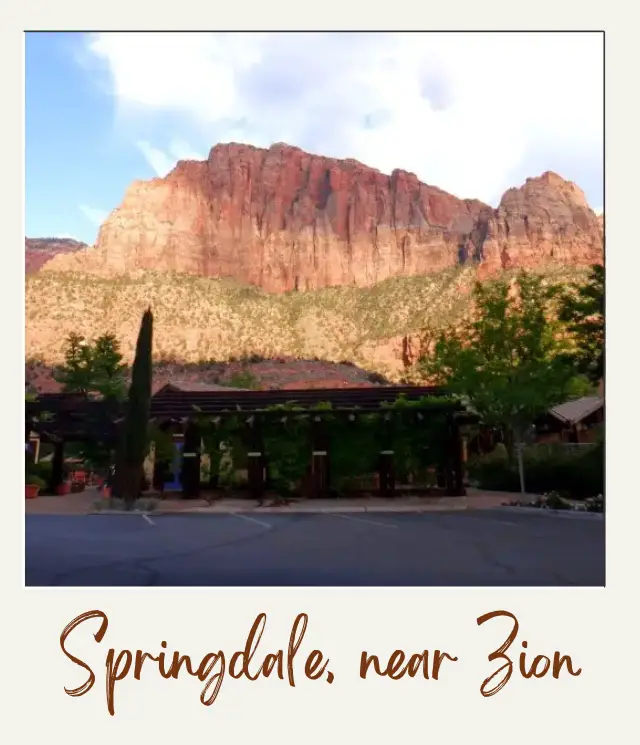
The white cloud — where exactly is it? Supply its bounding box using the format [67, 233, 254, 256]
[85, 32, 603, 206]
[79, 204, 107, 226]
[137, 139, 205, 177]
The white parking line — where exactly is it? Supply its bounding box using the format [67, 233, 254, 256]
[142, 514, 155, 526]
[325, 512, 398, 529]
[231, 512, 272, 529]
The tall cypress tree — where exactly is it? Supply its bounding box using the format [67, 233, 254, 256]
[122, 307, 153, 507]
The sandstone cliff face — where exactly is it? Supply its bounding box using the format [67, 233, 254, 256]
[25, 237, 87, 274]
[41, 143, 603, 291]
[477, 171, 603, 277]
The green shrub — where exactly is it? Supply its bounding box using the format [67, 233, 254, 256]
[26, 474, 46, 488]
[468, 441, 603, 499]
[30, 460, 53, 483]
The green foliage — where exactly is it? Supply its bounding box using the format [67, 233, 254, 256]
[122, 308, 153, 503]
[309, 396, 457, 493]
[28, 459, 53, 484]
[54, 332, 94, 393]
[187, 394, 459, 496]
[75, 441, 114, 470]
[468, 442, 603, 500]
[54, 331, 127, 399]
[191, 414, 250, 489]
[559, 264, 604, 385]
[223, 369, 261, 390]
[90, 333, 128, 399]
[326, 412, 382, 491]
[418, 272, 590, 445]
[262, 404, 311, 495]
[148, 424, 174, 462]
[26, 473, 46, 488]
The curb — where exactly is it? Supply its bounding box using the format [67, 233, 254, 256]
[87, 504, 472, 516]
[496, 506, 604, 520]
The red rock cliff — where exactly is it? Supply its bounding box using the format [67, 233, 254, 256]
[42, 143, 603, 291]
[25, 237, 87, 274]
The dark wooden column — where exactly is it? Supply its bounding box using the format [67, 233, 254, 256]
[310, 416, 329, 498]
[443, 414, 454, 495]
[24, 423, 34, 469]
[451, 416, 465, 497]
[378, 414, 396, 498]
[208, 422, 220, 490]
[443, 413, 465, 496]
[247, 416, 265, 505]
[181, 420, 201, 499]
[112, 420, 126, 499]
[49, 439, 65, 494]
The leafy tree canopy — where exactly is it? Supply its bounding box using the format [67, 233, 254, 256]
[417, 272, 591, 446]
[558, 264, 604, 385]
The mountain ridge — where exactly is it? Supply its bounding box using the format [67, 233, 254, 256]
[37, 142, 603, 290]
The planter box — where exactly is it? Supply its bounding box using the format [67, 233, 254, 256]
[25, 484, 40, 499]
[56, 483, 71, 496]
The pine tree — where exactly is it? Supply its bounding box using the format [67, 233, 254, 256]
[55, 333, 93, 394]
[121, 308, 153, 507]
[91, 333, 128, 400]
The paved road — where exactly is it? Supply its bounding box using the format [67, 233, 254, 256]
[24, 510, 605, 587]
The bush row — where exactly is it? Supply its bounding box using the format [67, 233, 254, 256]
[467, 442, 603, 499]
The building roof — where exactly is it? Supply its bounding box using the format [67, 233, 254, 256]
[549, 396, 604, 425]
[155, 381, 248, 394]
[149, 384, 453, 417]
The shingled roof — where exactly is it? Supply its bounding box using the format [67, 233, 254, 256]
[154, 381, 248, 394]
[549, 396, 604, 425]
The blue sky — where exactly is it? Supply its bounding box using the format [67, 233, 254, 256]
[26, 32, 604, 244]
[26, 33, 178, 243]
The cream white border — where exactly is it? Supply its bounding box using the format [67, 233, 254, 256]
[2, 4, 638, 742]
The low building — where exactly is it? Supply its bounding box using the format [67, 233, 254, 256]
[534, 396, 604, 444]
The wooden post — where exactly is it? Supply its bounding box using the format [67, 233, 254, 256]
[25, 424, 34, 469]
[379, 414, 395, 498]
[442, 413, 465, 497]
[311, 416, 329, 499]
[112, 420, 126, 499]
[451, 417, 465, 497]
[443, 413, 455, 495]
[247, 417, 265, 505]
[181, 420, 201, 499]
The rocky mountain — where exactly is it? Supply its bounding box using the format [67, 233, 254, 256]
[39, 142, 603, 292]
[26, 264, 590, 383]
[26, 142, 602, 383]
[25, 237, 87, 274]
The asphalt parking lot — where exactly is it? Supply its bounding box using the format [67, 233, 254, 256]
[24, 509, 605, 587]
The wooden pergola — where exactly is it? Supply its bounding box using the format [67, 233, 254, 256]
[25, 385, 477, 499]
[25, 393, 121, 493]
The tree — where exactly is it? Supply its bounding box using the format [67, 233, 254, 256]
[559, 264, 604, 385]
[55, 332, 127, 400]
[121, 308, 154, 507]
[417, 272, 590, 493]
[55, 333, 93, 394]
[91, 333, 127, 400]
